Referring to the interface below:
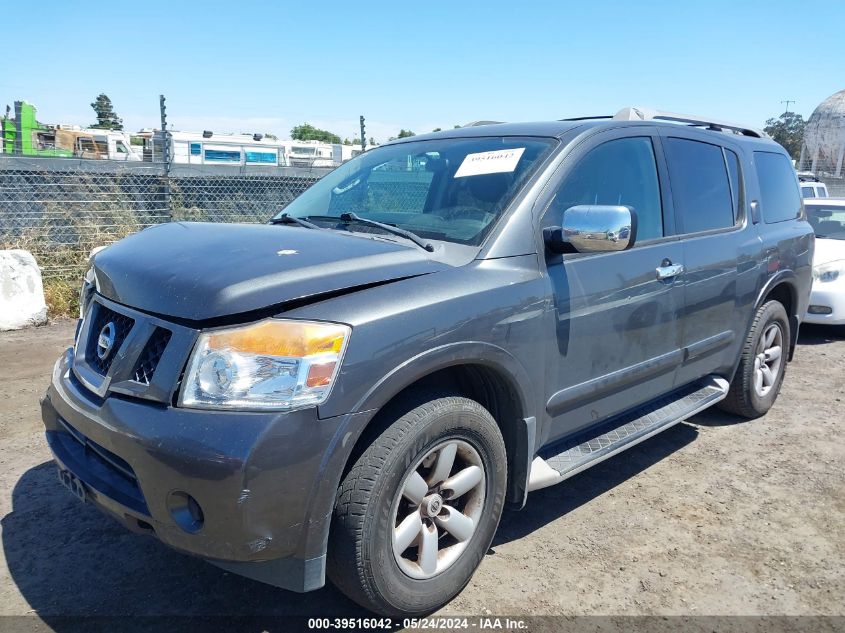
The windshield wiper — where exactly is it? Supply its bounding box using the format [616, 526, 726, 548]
[337, 212, 434, 252]
[268, 213, 323, 230]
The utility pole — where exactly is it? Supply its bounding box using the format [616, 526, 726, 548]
[360, 115, 366, 151]
[781, 99, 795, 114]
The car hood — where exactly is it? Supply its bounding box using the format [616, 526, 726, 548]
[92, 222, 448, 321]
[813, 237, 845, 267]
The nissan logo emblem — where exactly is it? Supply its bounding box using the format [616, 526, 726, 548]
[97, 322, 116, 360]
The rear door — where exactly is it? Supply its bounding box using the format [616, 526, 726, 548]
[539, 128, 686, 444]
[658, 131, 760, 386]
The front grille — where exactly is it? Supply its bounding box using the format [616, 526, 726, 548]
[132, 327, 172, 385]
[85, 304, 135, 375]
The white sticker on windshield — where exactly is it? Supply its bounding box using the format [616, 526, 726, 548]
[454, 147, 525, 178]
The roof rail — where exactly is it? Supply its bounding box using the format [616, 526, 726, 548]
[612, 106, 767, 138]
[461, 120, 505, 127]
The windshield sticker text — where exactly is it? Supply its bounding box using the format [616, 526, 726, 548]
[454, 147, 525, 178]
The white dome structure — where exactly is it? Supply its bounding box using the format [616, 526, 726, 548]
[800, 89, 845, 178]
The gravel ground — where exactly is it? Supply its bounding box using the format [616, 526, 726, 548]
[0, 319, 842, 625]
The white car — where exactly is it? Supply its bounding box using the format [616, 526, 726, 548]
[798, 172, 829, 199]
[804, 198, 845, 325]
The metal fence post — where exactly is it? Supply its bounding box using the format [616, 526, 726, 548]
[160, 95, 172, 221]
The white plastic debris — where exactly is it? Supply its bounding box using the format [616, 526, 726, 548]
[0, 250, 48, 330]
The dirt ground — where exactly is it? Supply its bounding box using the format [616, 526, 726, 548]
[0, 319, 842, 623]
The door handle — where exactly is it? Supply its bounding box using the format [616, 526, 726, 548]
[656, 262, 684, 280]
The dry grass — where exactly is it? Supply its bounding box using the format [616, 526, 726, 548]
[43, 279, 80, 318]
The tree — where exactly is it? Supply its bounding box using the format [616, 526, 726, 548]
[763, 111, 806, 160]
[432, 127, 442, 132]
[290, 123, 341, 144]
[369, 137, 376, 146]
[90, 93, 123, 130]
[264, 132, 278, 140]
[397, 129, 416, 138]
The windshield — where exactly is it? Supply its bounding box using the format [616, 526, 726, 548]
[275, 136, 555, 246]
[806, 205, 845, 240]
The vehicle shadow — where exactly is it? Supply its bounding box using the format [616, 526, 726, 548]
[797, 323, 845, 345]
[1, 419, 705, 629]
[1, 462, 368, 627]
[494, 421, 699, 546]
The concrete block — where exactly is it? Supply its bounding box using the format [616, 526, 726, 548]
[0, 250, 48, 330]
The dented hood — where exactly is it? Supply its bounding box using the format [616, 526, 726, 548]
[92, 222, 447, 321]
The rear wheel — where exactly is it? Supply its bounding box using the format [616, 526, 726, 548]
[719, 300, 790, 418]
[327, 396, 506, 616]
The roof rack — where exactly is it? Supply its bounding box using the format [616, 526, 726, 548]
[461, 120, 505, 127]
[612, 106, 767, 138]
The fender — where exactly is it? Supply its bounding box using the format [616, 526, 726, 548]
[733, 269, 800, 377]
[354, 340, 536, 417]
[297, 341, 539, 564]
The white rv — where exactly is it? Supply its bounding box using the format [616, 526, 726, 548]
[135, 130, 366, 167]
[54, 127, 142, 161]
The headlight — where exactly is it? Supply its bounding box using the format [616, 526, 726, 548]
[812, 260, 844, 284]
[179, 319, 351, 411]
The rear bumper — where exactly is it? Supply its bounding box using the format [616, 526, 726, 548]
[42, 348, 373, 591]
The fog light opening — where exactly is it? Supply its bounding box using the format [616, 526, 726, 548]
[167, 491, 205, 533]
[135, 518, 154, 532]
[808, 305, 833, 315]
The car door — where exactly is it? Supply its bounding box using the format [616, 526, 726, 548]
[539, 129, 685, 444]
[657, 131, 757, 386]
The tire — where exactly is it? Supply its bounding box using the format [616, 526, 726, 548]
[719, 300, 790, 419]
[327, 395, 507, 616]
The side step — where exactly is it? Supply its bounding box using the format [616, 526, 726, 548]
[527, 376, 729, 492]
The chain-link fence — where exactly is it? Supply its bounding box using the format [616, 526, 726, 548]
[0, 155, 331, 282]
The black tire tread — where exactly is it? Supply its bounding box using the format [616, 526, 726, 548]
[327, 395, 499, 615]
[719, 300, 788, 419]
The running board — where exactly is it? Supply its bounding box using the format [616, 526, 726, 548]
[527, 376, 729, 492]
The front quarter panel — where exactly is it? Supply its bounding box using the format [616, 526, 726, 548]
[284, 256, 549, 422]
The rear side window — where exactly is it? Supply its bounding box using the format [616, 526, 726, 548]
[550, 137, 663, 241]
[755, 152, 801, 223]
[664, 138, 734, 233]
[802, 185, 816, 198]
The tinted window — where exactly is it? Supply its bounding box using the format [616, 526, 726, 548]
[725, 149, 743, 222]
[664, 138, 734, 233]
[278, 136, 554, 246]
[801, 185, 815, 198]
[805, 205, 845, 240]
[755, 152, 801, 223]
[550, 137, 663, 241]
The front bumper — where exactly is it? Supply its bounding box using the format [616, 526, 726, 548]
[42, 348, 372, 592]
[804, 281, 845, 325]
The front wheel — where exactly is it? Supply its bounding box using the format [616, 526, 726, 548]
[327, 396, 507, 616]
[719, 300, 790, 419]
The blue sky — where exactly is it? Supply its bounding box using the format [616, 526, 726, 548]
[3, 0, 843, 143]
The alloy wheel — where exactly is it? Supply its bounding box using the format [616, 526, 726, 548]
[391, 439, 486, 579]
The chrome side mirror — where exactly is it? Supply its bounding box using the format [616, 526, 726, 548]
[544, 205, 638, 254]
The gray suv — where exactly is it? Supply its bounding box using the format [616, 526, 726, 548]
[41, 107, 814, 616]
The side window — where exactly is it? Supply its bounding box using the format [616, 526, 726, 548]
[802, 185, 815, 199]
[664, 138, 734, 233]
[755, 152, 801, 223]
[725, 149, 743, 222]
[550, 137, 663, 241]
